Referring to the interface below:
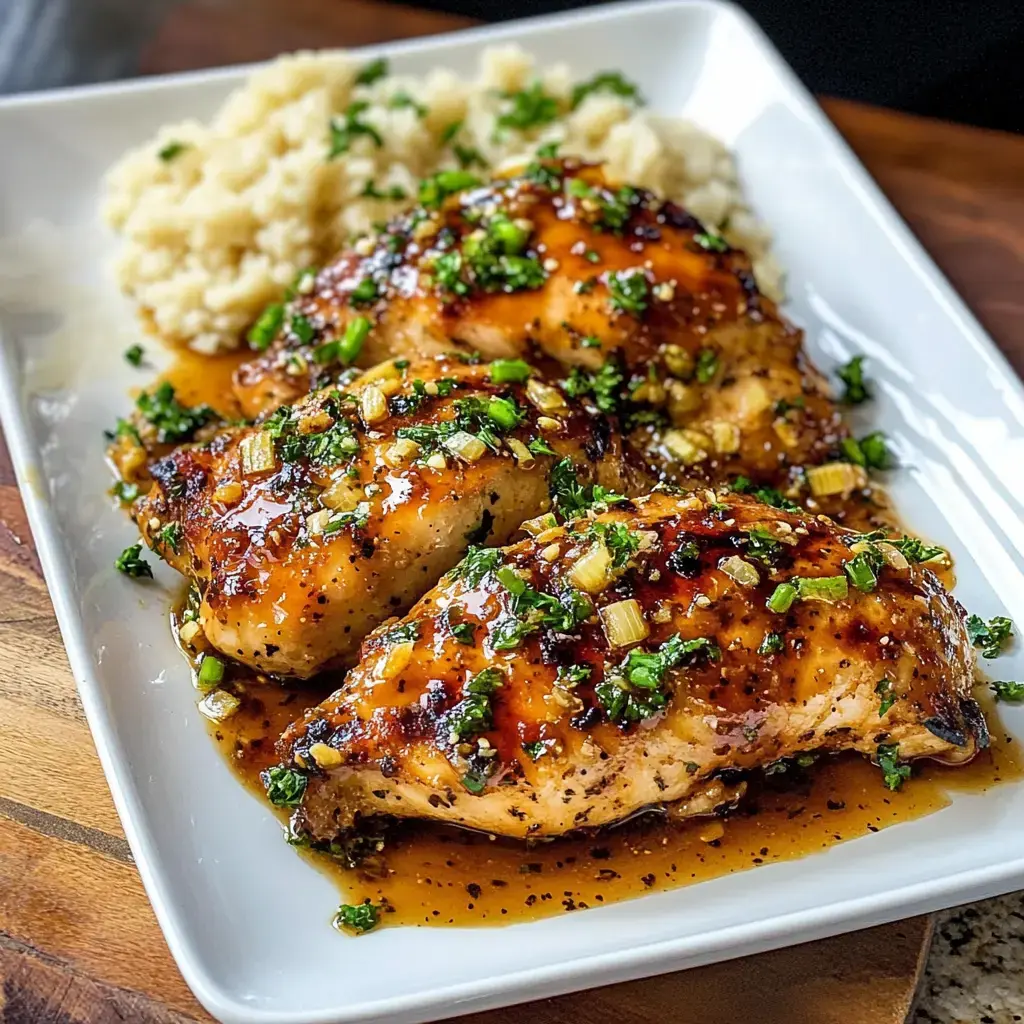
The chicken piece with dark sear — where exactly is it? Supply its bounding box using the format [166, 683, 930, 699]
[133, 355, 643, 678]
[277, 491, 985, 844]
[234, 158, 844, 493]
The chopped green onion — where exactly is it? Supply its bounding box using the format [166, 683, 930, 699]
[489, 359, 532, 384]
[795, 576, 849, 602]
[844, 553, 878, 592]
[349, 277, 379, 307]
[197, 654, 225, 690]
[837, 355, 870, 404]
[486, 396, 524, 431]
[124, 344, 144, 367]
[693, 232, 728, 253]
[766, 582, 797, 614]
[338, 316, 371, 364]
[247, 302, 285, 351]
[418, 169, 481, 209]
[841, 431, 892, 470]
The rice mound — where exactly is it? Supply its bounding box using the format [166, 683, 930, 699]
[102, 45, 784, 354]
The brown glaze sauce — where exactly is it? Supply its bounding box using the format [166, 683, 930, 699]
[204, 665, 1020, 927]
[159, 347, 1008, 928]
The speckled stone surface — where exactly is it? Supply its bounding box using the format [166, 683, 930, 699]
[914, 895, 1024, 1023]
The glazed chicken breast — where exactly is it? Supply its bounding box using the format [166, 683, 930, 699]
[133, 355, 642, 678]
[277, 490, 985, 844]
[235, 158, 844, 491]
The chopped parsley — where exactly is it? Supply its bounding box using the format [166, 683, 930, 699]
[333, 901, 381, 934]
[548, 458, 626, 519]
[841, 431, 892, 470]
[383, 620, 420, 647]
[418, 169, 481, 209]
[561, 360, 623, 414]
[667, 539, 701, 578]
[875, 678, 896, 716]
[693, 231, 728, 253]
[262, 765, 307, 807]
[451, 621, 476, 645]
[967, 614, 1014, 659]
[743, 528, 784, 567]
[496, 81, 559, 132]
[585, 521, 640, 568]
[758, 632, 785, 655]
[491, 568, 592, 650]
[328, 101, 383, 158]
[323, 502, 371, 535]
[454, 143, 488, 169]
[247, 302, 285, 351]
[890, 535, 946, 563]
[607, 269, 649, 317]
[571, 70, 644, 110]
[729, 475, 801, 512]
[695, 348, 719, 384]
[396, 394, 526, 454]
[124, 344, 144, 367]
[440, 214, 546, 295]
[876, 743, 911, 791]
[157, 140, 188, 162]
[596, 634, 719, 725]
[557, 664, 592, 687]
[991, 681, 1024, 702]
[355, 57, 389, 86]
[444, 667, 504, 743]
[388, 90, 426, 117]
[155, 522, 183, 555]
[447, 546, 502, 587]
[135, 382, 215, 443]
[112, 480, 140, 505]
[361, 181, 408, 201]
[521, 740, 547, 761]
[115, 543, 152, 579]
[837, 355, 870, 404]
[528, 436, 557, 457]
[440, 120, 463, 144]
[565, 178, 638, 232]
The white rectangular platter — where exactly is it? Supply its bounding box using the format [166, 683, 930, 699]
[1, 2, 1024, 1022]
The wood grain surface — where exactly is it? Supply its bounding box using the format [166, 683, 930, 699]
[2, 2, 1023, 1022]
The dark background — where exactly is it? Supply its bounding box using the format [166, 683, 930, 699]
[407, 0, 1024, 133]
[1, 0, 1022, 133]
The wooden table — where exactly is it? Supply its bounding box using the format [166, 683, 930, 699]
[2, 3, 1024, 1022]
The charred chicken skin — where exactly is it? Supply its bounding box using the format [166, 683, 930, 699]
[235, 158, 844, 492]
[278, 491, 985, 843]
[133, 355, 641, 678]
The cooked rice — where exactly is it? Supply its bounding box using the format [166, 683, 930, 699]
[102, 45, 784, 354]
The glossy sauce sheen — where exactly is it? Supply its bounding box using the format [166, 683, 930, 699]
[160, 348, 988, 927]
[208, 669, 1019, 927]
